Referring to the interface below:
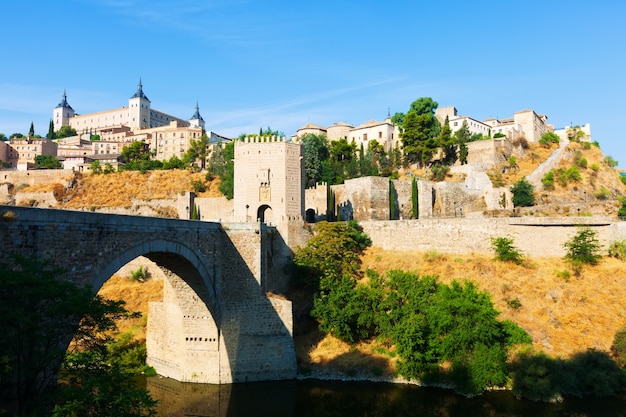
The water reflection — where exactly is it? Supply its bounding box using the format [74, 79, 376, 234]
[145, 376, 626, 417]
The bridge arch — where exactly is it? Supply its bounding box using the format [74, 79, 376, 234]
[91, 238, 219, 322]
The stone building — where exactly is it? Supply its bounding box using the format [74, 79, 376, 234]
[51, 80, 226, 165]
[6, 137, 57, 170]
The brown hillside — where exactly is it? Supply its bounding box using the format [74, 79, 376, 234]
[359, 248, 626, 359]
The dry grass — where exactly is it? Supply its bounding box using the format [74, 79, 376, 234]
[97, 273, 163, 341]
[57, 170, 221, 209]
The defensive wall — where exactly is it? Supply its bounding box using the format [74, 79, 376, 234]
[0, 205, 296, 384]
[360, 216, 626, 258]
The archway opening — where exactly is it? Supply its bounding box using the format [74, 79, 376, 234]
[257, 204, 273, 224]
[305, 208, 316, 223]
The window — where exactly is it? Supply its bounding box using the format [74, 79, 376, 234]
[379, 131, 382, 139]
[363, 133, 368, 141]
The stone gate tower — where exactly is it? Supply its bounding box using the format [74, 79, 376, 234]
[233, 136, 304, 234]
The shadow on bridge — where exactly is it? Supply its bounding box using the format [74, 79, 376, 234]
[0, 206, 297, 412]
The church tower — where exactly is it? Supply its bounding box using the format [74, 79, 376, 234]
[128, 78, 151, 130]
[189, 102, 205, 130]
[53, 90, 75, 131]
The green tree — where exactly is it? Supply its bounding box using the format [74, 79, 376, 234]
[439, 116, 457, 165]
[121, 140, 150, 163]
[301, 133, 329, 188]
[411, 176, 419, 219]
[28, 122, 35, 137]
[217, 141, 235, 199]
[401, 98, 440, 167]
[55, 125, 77, 139]
[183, 133, 210, 170]
[34, 154, 62, 169]
[563, 227, 602, 265]
[454, 120, 471, 165]
[491, 236, 524, 265]
[538, 131, 560, 147]
[511, 178, 535, 207]
[0, 255, 156, 416]
[90, 160, 103, 174]
[47, 120, 56, 139]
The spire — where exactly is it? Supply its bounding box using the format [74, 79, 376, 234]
[130, 77, 149, 101]
[190, 101, 204, 122]
[56, 89, 73, 110]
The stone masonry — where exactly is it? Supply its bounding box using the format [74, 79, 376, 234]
[0, 205, 296, 384]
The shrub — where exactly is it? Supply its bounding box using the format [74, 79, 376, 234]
[539, 132, 560, 147]
[594, 186, 611, 200]
[563, 227, 602, 265]
[604, 155, 619, 168]
[611, 326, 626, 368]
[191, 179, 207, 193]
[490, 236, 524, 265]
[576, 157, 588, 169]
[590, 163, 600, 172]
[608, 240, 626, 260]
[429, 165, 450, 181]
[541, 171, 555, 190]
[510, 178, 535, 207]
[130, 266, 149, 282]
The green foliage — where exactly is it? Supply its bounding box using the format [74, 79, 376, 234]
[576, 156, 588, 169]
[563, 227, 602, 265]
[401, 98, 440, 166]
[216, 141, 235, 199]
[191, 179, 207, 193]
[121, 140, 151, 164]
[55, 125, 77, 139]
[493, 132, 506, 138]
[541, 170, 555, 190]
[608, 240, 626, 260]
[90, 160, 103, 174]
[511, 350, 626, 401]
[618, 197, 626, 218]
[302, 133, 330, 188]
[389, 180, 397, 220]
[182, 134, 210, 170]
[591, 163, 600, 172]
[130, 266, 149, 282]
[491, 236, 523, 264]
[0, 255, 155, 416]
[103, 163, 115, 174]
[594, 186, 611, 200]
[611, 326, 626, 368]
[604, 155, 619, 168]
[429, 164, 450, 181]
[510, 178, 535, 207]
[292, 221, 371, 289]
[35, 154, 62, 169]
[538, 131, 560, 147]
[411, 176, 418, 219]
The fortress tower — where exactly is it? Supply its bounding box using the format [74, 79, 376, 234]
[233, 136, 304, 229]
[128, 78, 151, 129]
[53, 90, 75, 131]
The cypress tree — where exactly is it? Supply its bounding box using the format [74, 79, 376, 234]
[389, 180, 397, 220]
[47, 120, 56, 139]
[28, 122, 35, 137]
[411, 177, 419, 219]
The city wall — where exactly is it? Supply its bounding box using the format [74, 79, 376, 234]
[359, 216, 626, 258]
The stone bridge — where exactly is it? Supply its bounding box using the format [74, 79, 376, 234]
[0, 205, 296, 384]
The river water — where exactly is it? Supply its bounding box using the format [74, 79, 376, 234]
[144, 376, 626, 417]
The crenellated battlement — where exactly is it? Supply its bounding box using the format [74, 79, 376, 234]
[240, 135, 288, 144]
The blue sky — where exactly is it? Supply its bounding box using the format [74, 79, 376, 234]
[1, 0, 625, 167]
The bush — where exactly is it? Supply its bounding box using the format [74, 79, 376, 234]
[605, 155, 619, 168]
[510, 178, 535, 207]
[611, 326, 626, 368]
[608, 240, 626, 260]
[563, 227, 602, 265]
[594, 186, 611, 200]
[541, 171, 555, 190]
[490, 236, 523, 265]
[191, 179, 207, 193]
[130, 266, 149, 282]
[539, 132, 560, 147]
[429, 165, 450, 181]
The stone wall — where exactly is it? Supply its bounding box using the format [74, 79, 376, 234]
[359, 216, 626, 258]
